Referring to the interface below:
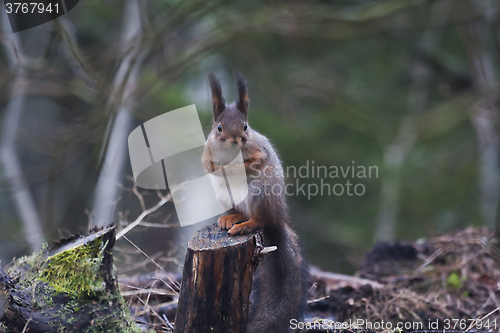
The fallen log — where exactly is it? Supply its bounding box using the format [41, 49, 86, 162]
[0, 226, 143, 333]
[174, 223, 263, 333]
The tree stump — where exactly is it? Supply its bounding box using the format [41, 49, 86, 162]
[174, 223, 263, 333]
[0, 226, 142, 333]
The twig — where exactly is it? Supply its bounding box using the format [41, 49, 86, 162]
[116, 193, 171, 240]
[20, 317, 31, 333]
[419, 249, 442, 270]
[54, 18, 103, 90]
[133, 182, 146, 211]
[466, 307, 499, 332]
[120, 234, 180, 291]
[134, 295, 168, 328]
[137, 221, 178, 228]
[307, 295, 329, 304]
[121, 288, 176, 297]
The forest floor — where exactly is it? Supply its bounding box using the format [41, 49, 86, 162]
[121, 227, 500, 332]
[306, 227, 500, 332]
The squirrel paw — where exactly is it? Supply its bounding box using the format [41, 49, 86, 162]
[228, 219, 261, 235]
[218, 214, 246, 230]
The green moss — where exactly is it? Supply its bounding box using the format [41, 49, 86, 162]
[36, 239, 107, 299]
[446, 271, 466, 289]
[8, 244, 49, 288]
[5, 229, 154, 333]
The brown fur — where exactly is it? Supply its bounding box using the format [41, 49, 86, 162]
[202, 73, 309, 332]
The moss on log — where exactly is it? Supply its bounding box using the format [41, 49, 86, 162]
[0, 226, 144, 333]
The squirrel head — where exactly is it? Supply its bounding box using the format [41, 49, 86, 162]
[208, 72, 250, 147]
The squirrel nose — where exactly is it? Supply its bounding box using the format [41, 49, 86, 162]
[227, 137, 237, 144]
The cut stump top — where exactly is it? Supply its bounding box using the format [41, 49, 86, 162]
[188, 223, 259, 251]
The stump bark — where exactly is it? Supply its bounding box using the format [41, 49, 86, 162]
[174, 223, 263, 333]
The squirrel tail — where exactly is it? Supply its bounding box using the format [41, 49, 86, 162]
[247, 222, 308, 333]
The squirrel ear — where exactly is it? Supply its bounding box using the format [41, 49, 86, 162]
[208, 72, 226, 119]
[235, 73, 249, 116]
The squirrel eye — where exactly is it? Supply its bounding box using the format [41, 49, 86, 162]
[217, 124, 222, 132]
[243, 123, 248, 131]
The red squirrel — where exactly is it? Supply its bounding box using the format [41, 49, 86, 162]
[202, 73, 308, 332]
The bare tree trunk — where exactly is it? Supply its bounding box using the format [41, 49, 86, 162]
[374, 117, 417, 242]
[0, 11, 45, 251]
[374, 20, 444, 242]
[374, 58, 432, 241]
[92, 0, 147, 227]
[459, 22, 499, 228]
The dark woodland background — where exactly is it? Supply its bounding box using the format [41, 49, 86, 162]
[0, 0, 499, 276]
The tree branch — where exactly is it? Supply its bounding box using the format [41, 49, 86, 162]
[0, 11, 45, 251]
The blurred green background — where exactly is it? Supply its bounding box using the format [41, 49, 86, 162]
[0, 0, 499, 275]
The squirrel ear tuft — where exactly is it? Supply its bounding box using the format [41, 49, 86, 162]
[208, 72, 226, 119]
[235, 73, 249, 116]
